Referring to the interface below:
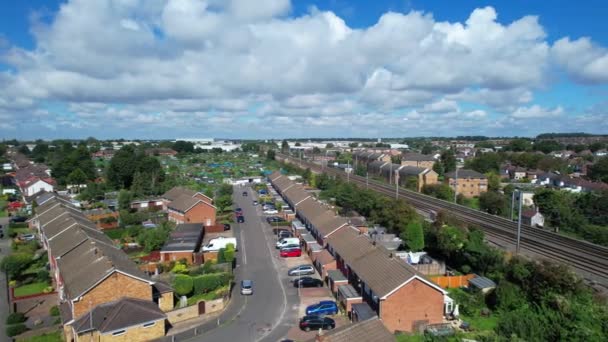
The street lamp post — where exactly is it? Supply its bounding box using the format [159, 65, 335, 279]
[395, 170, 399, 199]
[453, 165, 459, 203]
[366, 172, 369, 189]
[516, 190, 523, 255]
[510, 190, 516, 221]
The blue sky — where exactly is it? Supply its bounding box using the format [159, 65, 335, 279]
[0, 0, 607, 139]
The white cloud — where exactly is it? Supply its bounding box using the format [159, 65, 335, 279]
[0, 0, 605, 138]
[552, 37, 608, 84]
[511, 105, 563, 118]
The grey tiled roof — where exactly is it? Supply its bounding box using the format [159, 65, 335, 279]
[162, 186, 197, 201]
[445, 169, 486, 179]
[306, 318, 394, 342]
[72, 297, 166, 334]
[168, 194, 203, 212]
[283, 184, 310, 206]
[402, 153, 436, 162]
[327, 227, 374, 264]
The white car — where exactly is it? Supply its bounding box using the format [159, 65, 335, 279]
[241, 280, 253, 295]
[263, 209, 279, 214]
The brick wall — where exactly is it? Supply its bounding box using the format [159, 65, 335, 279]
[379, 278, 444, 333]
[161, 251, 194, 264]
[166, 305, 199, 324]
[185, 203, 216, 226]
[73, 272, 152, 320]
[159, 292, 174, 312]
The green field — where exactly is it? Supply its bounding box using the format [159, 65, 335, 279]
[17, 331, 63, 342]
[14, 282, 49, 297]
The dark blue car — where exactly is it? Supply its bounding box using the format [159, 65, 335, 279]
[305, 300, 338, 316]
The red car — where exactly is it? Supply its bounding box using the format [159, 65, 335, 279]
[280, 247, 302, 258]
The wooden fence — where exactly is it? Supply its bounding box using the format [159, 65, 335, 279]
[430, 274, 476, 289]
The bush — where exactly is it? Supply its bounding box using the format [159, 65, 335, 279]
[6, 323, 28, 337]
[0, 253, 33, 279]
[6, 312, 26, 325]
[193, 272, 233, 295]
[50, 305, 60, 316]
[173, 274, 194, 296]
[223, 243, 236, 263]
[36, 269, 50, 283]
[171, 263, 188, 274]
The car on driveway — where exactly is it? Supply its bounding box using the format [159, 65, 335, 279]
[241, 280, 253, 295]
[262, 203, 275, 210]
[10, 216, 27, 223]
[266, 216, 283, 223]
[288, 264, 315, 276]
[293, 277, 323, 288]
[263, 209, 279, 215]
[20, 234, 36, 241]
[306, 301, 339, 316]
[278, 230, 293, 239]
[223, 223, 231, 231]
[299, 315, 335, 332]
[280, 247, 302, 258]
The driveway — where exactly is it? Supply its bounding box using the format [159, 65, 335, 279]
[181, 186, 300, 342]
[0, 216, 11, 342]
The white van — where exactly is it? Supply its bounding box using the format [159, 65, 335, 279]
[276, 237, 300, 249]
[202, 237, 238, 252]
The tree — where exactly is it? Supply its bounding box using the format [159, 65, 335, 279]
[422, 184, 454, 201]
[281, 140, 289, 153]
[173, 275, 194, 296]
[137, 227, 171, 252]
[533, 140, 563, 154]
[507, 139, 532, 152]
[172, 141, 195, 153]
[435, 225, 467, 257]
[421, 144, 434, 155]
[465, 152, 503, 173]
[349, 142, 359, 148]
[390, 155, 401, 164]
[533, 188, 585, 232]
[440, 149, 456, 173]
[117, 190, 133, 210]
[589, 142, 606, 153]
[588, 157, 608, 183]
[66, 168, 88, 188]
[325, 143, 334, 149]
[50, 144, 95, 185]
[486, 172, 501, 192]
[402, 221, 424, 251]
[216, 195, 233, 213]
[432, 160, 444, 177]
[0, 254, 33, 279]
[302, 168, 312, 184]
[312, 146, 321, 155]
[479, 191, 508, 216]
[266, 149, 275, 161]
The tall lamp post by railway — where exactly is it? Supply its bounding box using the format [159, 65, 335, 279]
[395, 170, 399, 199]
[516, 189, 523, 255]
[453, 165, 460, 203]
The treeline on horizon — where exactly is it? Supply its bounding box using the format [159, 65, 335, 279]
[2, 132, 608, 144]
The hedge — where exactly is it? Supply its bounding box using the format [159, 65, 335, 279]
[193, 272, 233, 295]
[6, 323, 28, 337]
[173, 274, 194, 296]
[6, 312, 26, 325]
[50, 305, 60, 316]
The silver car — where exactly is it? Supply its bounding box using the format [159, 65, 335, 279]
[288, 265, 315, 276]
[241, 280, 253, 295]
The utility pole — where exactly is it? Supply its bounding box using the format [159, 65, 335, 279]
[366, 172, 369, 189]
[395, 170, 399, 199]
[516, 190, 523, 255]
[389, 163, 393, 185]
[453, 166, 459, 203]
[510, 190, 516, 221]
[347, 161, 350, 183]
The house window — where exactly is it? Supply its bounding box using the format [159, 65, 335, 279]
[143, 322, 156, 328]
[112, 330, 126, 336]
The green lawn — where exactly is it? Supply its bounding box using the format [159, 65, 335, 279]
[395, 334, 425, 342]
[103, 229, 125, 240]
[0, 200, 7, 217]
[460, 312, 499, 331]
[14, 282, 50, 297]
[17, 331, 63, 342]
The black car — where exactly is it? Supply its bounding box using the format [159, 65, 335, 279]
[237, 216, 245, 223]
[278, 230, 293, 239]
[242, 191, 248, 196]
[294, 277, 323, 288]
[10, 216, 27, 223]
[266, 216, 283, 223]
[299, 315, 335, 332]
[223, 223, 231, 231]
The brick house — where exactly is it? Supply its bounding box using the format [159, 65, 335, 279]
[401, 153, 436, 169]
[160, 223, 205, 264]
[367, 161, 438, 191]
[71, 297, 166, 342]
[312, 249, 337, 280]
[161, 187, 213, 210]
[130, 198, 164, 211]
[30, 195, 174, 342]
[445, 169, 488, 198]
[167, 194, 217, 225]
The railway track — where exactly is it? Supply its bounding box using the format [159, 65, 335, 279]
[277, 154, 608, 286]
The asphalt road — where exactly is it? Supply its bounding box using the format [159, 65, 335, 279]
[185, 186, 300, 342]
[0, 216, 11, 342]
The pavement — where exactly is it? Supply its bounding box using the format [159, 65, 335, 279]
[0, 216, 11, 342]
[181, 186, 301, 342]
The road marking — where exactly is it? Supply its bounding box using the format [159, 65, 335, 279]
[240, 227, 247, 265]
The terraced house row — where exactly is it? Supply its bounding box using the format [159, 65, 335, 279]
[269, 171, 450, 333]
[30, 194, 174, 342]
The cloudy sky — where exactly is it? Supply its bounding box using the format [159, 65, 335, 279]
[1, 0, 607, 139]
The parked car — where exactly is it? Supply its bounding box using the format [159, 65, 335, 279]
[10, 216, 27, 223]
[266, 216, 283, 223]
[237, 216, 245, 223]
[280, 247, 302, 258]
[242, 191, 248, 196]
[276, 237, 300, 249]
[253, 200, 258, 206]
[288, 265, 315, 276]
[235, 208, 243, 213]
[306, 301, 339, 316]
[293, 277, 323, 288]
[241, 280, 253, 295]
[20, 234, 36, 241]
[299, 315, 335, 332]
[278, 230, 293, 239]
[262, 203, 276, 210]
[263, 209, 279, 215]
[223, 223, 231, 231]
[280, 243, 300, 250]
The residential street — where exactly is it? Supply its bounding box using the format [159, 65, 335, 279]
[0, 216, 11, 342]
[178, 186, 299, 342]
